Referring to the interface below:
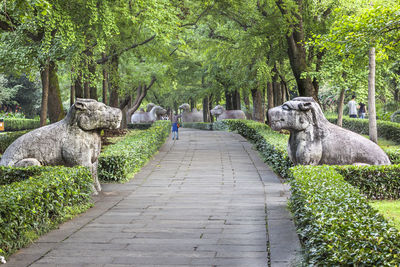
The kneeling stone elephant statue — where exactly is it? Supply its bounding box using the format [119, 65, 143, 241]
[268, 97, 390, 165]
[0, 98, 122, 193]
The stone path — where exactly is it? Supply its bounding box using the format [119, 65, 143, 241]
[6, 128, 300, 267]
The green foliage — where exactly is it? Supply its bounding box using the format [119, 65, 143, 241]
[98, 120, 170, 182]
[370, 200, 400, 231]
[0, 130, 31, 154]
[0, 166, 42, 186]
[2, 118, 41, 131]
[290, 165, 400, 266]
[0, 166, 93, 257]
[127, 123, 153, 130]
[327, 116, 400, 144]
[336, 165, 400, 200]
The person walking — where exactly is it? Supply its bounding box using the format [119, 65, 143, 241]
[358, 102, 367, 119]
[348, 95, 358, 118]
[171, 112, 181, 140]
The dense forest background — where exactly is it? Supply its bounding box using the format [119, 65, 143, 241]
[0, 0, 399, 128]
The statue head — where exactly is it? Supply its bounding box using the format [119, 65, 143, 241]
[178, 103, 190, 111]
[211, 105, 224, 116]
[70, 98, 122, 130]
[268, 97, 327, 132]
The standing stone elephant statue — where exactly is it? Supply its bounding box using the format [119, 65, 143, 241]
[178, 103, 203, 122]
[268, 97, 390, 165]
[0, 98, 123, 193]
[211, 105, 246, 121]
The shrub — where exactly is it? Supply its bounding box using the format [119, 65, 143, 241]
[0, 166, 92, 256]
[127, 123, 152, 130]
[335, 165, 400, 200]
[0, 130, 30, 154]
[98, 120, 170, 182]
[327, 116, 400, 145]
[3, 118, 41, 131]
[0, 166, 43, 185]
[290, 165, 400, 266]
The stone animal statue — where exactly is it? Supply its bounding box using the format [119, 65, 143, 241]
[268, 97, 390, 165]
[0, 98, 122, 192]
[178, 103, 203, 122]
[211, 105, 246, 121]
[146, 103, 155, 112]
[130, 105, 166, 124]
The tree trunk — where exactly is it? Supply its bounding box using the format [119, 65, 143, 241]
[190, 97, 195, 110]
[337, 88, 345, 127]
[267, 82, 274, 110]
[88, 50, 97, 101]
[225, 89, 233, 110]
[40, 63, 50, 127]
[280, 81, 287, 103]
[209, 94, 214, 122]
[202, 96, 209, 122]
[48, 61, 64, 123]
[84, 81, 90, 98]
[102, 65, 108, 104]
[233, 90, 241, 110]
[74, 71, 84, 98]
[251, 88, 265, 122]
[368, 47, 378, 143]
[273, 78, 282, 107]
[70, 72, 75, 107]
[109, 53, 119, 108]
[243, 90, 252, 119]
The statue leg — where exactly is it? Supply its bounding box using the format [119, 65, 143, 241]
[14, 158, 41, 167]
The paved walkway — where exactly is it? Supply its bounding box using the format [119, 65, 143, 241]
[6, 128, 300, 267]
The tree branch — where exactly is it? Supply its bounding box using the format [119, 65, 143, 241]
[181, 4, 214, 27]
[96, 34, 156, 64]
[219, 11, 250, 31]
[127, 76, 157, 117]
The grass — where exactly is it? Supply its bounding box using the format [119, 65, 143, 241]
[370, 200, 400, 231]
[360, 134, 400, 148]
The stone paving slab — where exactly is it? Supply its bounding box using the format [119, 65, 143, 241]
[5, 128, 300, 267]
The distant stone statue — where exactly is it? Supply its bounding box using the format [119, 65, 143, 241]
[146, 103, 155, 112]
[130, 105, 166, 124]
[0, 98, 122, 192]
[268, 97, 391, 165]
[211, 105, 246, 121]
[179, 103, 203, 122]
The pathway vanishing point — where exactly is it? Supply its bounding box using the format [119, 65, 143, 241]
[6, 128, 300, 267]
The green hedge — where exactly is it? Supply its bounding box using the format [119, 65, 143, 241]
[127, 123, 153, 130]
[0, 166, 43, 186]
[335, 165, 400, 200]
[3, 118, 41, 131]
[327, 116, 400, 145]
[0, 130, 30, 154]
[290, 165, 400, 266]
[98, 120, 171, 182]
[182, 122, 213, 130]
[0, 166, 92, 257]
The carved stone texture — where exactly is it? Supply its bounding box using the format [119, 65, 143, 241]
[0, 98, 122, 192]
[130, 105, 166, 124]
[268, 97, 391, 165]
[179, 103, 203, 122]
[211, 105, 246, 121]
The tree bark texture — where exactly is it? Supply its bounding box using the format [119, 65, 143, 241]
[202, 96, 210, 122]
[109, 54, 119, 108]
[48, 61, 65, 123]
[337, 88, 345, 127]
[102, 66, 108, 104]
[267, 82, 274, 110]
[368, 47, 378, 143]
[243, 90, 252, 119]
[126, 76, 157, 119]
[40, 63, 49, 127]
[70, 78, 75, 107]
[74, 71, 84, 98]
[225, 89, 233, 110]
[251, 88, 265, 122]
[233, 90, 241, 110]
[275, 0, 319, 101]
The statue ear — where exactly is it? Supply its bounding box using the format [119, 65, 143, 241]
[299, 102, 312, 111]
[74, 101, 87, 111]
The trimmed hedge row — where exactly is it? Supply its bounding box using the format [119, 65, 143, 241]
[0, 166, 42, 185]
[127, 123, 153, 130]
[290, 166, 400, 265]
[98, 120, 171, 182]
[0, 166, 93, 257]
[327, 116, 400, 144]
[3, 118, 41, 131]
[336, 165, 400, 200]
[0, 130, 31, 154]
